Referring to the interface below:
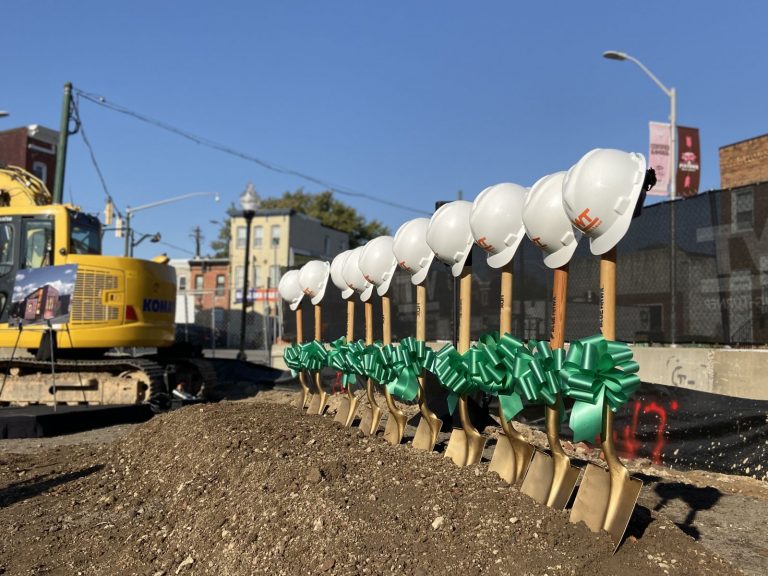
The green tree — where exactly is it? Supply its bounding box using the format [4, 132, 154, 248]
[259, 189, 389, 247]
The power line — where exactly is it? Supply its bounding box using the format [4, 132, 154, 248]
[72, 95, 124, 219]
[74, 89, 431, 216]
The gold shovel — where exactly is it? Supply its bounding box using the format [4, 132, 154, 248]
[333, 300, 360, 427]
[519, 264, 580, 508]
[411, 282, 443, 452]
[306, 303, 328, 416]
[293, 305, 311, 410]
[444, 264, 487, 467]
[381, 294, 408, 445]
[488, 261, 535, 483]
[569, 248, 642, 549]
[357, 300, 383, 436]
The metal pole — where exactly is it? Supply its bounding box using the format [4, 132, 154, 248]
[124, 212, 131, 257]
[52, 82, 72, 205]
[237, 213, 253, 361]
[669, 88, 677, 345]
[210, 299, 216, 359]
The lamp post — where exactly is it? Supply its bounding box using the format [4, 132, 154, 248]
[237, 183, 259, 361]
[602, 50, 678, 343]
[124, 192, 220, 256]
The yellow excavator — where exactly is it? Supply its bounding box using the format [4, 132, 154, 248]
[0, 165, 200, 409]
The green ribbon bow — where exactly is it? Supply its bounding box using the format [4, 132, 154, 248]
[559, 334, 641, 442]
[283, 342, 304, 377]
[325, 337, 358, 389]
[382, 337, 436, 402]
[469, 332, 528, 422]
[434, 343, 479, 414]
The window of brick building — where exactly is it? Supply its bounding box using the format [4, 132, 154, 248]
[254, 226, 263, 248]
[236, 225, 246, 249]
[215, 274, 225, 296]
[194, 275, 204, 291]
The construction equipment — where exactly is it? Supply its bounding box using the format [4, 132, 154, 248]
[299, 260, 330, 416]
[392, 218, 441, 451]
[0, 165, 186, 408]
[519, 172, 581, 508]
[359, 236, 407, 445]
[563, 148, 651, 548]
[329, 250, 358, 427]
[469, 182, 535, 483]
[278, 270, 310, 409]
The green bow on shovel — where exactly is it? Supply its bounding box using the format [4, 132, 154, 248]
[325, 337, 359, 389]
[381, 337, 436, 402]
[468, 332, 528, 422]
[434, 343, 480, 415]
[559, 334, 641, 442]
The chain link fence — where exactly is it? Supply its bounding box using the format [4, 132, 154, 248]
[180, 184, 768, 349]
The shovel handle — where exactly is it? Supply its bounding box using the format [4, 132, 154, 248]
[382, 295, 391, 345]
[346, 300, 355, 342]
[314, 303, 322, 342]
[600, 248, 621, 468]
[547, 265, 569, 459]
[296, 307, 304, 344]
[500, 261, 513, 335]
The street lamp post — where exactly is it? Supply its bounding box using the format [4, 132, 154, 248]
[237, 183, 259, 361]
[603, 50, 678, 343]
[123, 192, 220, 256]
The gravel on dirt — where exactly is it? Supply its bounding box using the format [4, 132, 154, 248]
[0, 398, 751, 576]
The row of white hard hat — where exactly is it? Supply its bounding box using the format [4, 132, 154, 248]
[279, 148, 648, 310]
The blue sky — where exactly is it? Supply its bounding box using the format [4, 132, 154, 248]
[3, 1, 766, 260]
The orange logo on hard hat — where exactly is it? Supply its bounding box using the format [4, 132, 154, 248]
[302, 288, 314, 296]
[364, 274, 373, 283]
[531, 237, 547, 249]
[476, 236, 494, 253]
[572, 208, 602, 233]
[398, 260, 414, 273]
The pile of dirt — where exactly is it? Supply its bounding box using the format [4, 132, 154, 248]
[0, 401, 746, 575]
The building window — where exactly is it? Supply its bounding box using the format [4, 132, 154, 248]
[254, 225, 263, 248]
[234, 266, 243, 291]
[271, 225, 280, 247]
[194, 275, 204, 291]
[324, 236, 330, 255]
[236, 225, 247, 249]
[31, 161, 48, 183]
[732, 188, 754, 232]
[215, 274, 225, 296]
[178, 276, 187, 291]
[253, 266, 261, 289]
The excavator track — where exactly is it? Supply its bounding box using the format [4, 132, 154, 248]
[0, 356, 169, 411]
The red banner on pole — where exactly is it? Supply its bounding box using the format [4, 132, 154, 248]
[648, 122, 671, 196]
[676, 126, 701, 198]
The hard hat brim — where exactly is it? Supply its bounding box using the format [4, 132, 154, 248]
[310, 284, 327, 305]
[341, 287, 354, 299]
[450, 249, 471, 277]
[588, 171, 645, 255]
[543, 241, 579, 269]
[360, 284, 374, 302]
[486, 235, 524, 269]
[289, 296, 303, 311]
[410, 256, 433, 285]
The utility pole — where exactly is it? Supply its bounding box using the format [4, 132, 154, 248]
[53, 82, 73, 205]
[191, 226, 203, 258]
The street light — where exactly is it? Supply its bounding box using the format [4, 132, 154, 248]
[0, 111, 9, 118]
[603, 50, 678, 343]
[237, 183, 259, 361]
[123, 192, 220, 256]
[602, 50, 677, 198]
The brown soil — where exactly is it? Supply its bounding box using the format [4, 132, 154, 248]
[1, 391, 762, 576]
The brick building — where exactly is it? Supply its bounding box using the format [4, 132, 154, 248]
[0, 125, 58, 190]
[719, 133, 768, 189]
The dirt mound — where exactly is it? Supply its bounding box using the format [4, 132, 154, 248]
[0, 401, 744, 575]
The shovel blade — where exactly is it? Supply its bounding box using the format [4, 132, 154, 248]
[444, 428, 467, 467]
[358, 405, 382, 436]
[489, 435, 535, 484]
[412, 414, 442, 452]
[465, 429, 487, 466]
[307, 391, 328, 416]
[344, 395, 359, 428]
[520, 451, 580, 509]
[570, 463, 642, 551]
[383, 410, 407, 445]
[294, 389, 309, 410]
[333, 397, 350, 425]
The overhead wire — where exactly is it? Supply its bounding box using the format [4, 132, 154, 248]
[74, 88, 431, 216]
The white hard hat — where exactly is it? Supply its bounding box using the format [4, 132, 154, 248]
[562, 148, 647, 255]
[522, 172, 582, 269]
[330, 250, 354, 299]
[359, 236, 398, 297]
[470, 183, 528, 269]
[342, 246, 374, 302]
[278, 269, 304, 312]
[392, 218, 434, 286]
[298, 260, 330, 305]
[426, 200, 474, 277]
